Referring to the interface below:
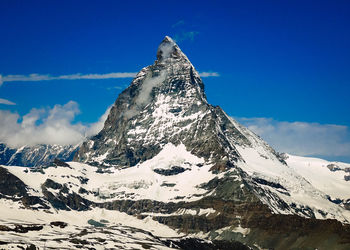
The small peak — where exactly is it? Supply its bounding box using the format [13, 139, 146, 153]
[163, 36, 175, 43]
[156, 36, 188, 62]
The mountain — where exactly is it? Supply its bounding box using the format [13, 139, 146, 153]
[1, 36, 350, 249]
[0, 142, 78, 167]
[75, 36, 284, 169]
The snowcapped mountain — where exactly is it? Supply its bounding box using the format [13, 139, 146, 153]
[74, 36, 250, 168]
[0, 142, 79, 167]
[1, 36, 350, 249]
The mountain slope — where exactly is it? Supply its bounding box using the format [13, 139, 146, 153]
[1, 154, 350, 249]
[1, 36, 350, 249]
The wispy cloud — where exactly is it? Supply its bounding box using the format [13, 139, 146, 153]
[0, 71, 219, 86]
[174, 31, 199, 42]
[237, 117, 350, 158]
[0, 72, 137, 86]
[0, 98, 16, 105]
[107, 85, 125, 91]
[171, 19, 199, 43]
[0, 101, 111, 147]
[172, 20, 185, 28]
[199, 72, 220, 77]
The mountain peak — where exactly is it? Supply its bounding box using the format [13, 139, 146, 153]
[75, 36, 250, 169]
[156, 36, 189, 63]
[163, 35, 174, 43]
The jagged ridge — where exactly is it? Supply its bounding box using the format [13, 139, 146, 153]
[0, 142, 78, 167]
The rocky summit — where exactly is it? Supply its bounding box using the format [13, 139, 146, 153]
[1, 37, 350, 249]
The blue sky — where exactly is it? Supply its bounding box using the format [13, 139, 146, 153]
[0, 0, 350, 162]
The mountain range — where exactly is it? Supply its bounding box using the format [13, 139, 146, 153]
[0, 143, 78, 167]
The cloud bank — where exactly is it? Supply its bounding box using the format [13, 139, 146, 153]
[237, 117, 350, 158]
[0, 101, 111, 147]
[0, 98, 16, 105]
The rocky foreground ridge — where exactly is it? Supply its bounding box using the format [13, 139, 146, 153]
[0, 37, 350, 249]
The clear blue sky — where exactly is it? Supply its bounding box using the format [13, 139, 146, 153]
[0, 0, 350, 161]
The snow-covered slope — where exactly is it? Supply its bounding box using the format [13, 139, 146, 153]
[286, 154, 350, 206]
[3, 144, 350, 221]
[3, 144, 218, 203]
[237, 147, 350, 222]
[1, 150, 350, 248]
[0, 201, 179, 249]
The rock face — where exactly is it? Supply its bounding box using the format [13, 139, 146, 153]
[0, 143, 78, 167]
[75, 36, 282, 170]
[0, 167, 28, 197]
[0, 166, 49, 209]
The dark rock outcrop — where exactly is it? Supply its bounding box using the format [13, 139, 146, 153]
[50, 221, 68, 228]
[0, 167, 28, 197]
[0, 167, 50, 209]
[41, 178, 92, 211]
[52, 158, 70, 168]
[0, 224, 43, 233]
[153, 166, 189, 176]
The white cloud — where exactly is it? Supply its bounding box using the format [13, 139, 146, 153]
[0, 70, 219, 86]
[85, 105, 112, 137]
[174, 31, 199, 42]
[136, 71, 167, 106]
[0, 101, 111, 147]
[0, 72, 137, 85]
[0, 98, 16, 105]
[158, 40, 175, 59]
[124, 71, 167, 118]
[237, 117, 350, 157]
[172, 20, 185, 28]
[199, 72, 220, 77]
